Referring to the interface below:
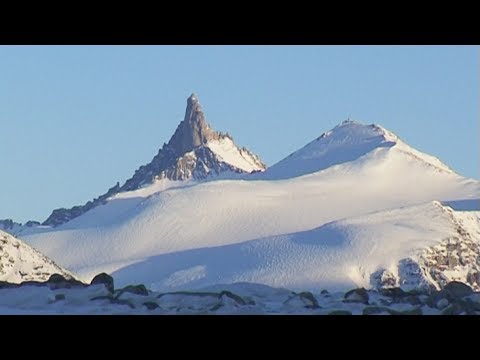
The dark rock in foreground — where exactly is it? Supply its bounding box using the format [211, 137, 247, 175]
[1, 275, 480, 315]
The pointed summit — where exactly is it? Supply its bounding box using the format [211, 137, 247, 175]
[188, 92, 198, 104]
[168, 93, 219, 156]
[42, 93, 265, 227]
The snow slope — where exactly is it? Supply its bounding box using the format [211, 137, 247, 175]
[21, 121, 480, 291]
[108, 202, 480, 292]
[0, 230, 74, 283]
[207, 137, 265, 173]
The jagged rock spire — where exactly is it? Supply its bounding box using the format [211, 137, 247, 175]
[167, 94, 219, 156]
[41, 93, 265, 227]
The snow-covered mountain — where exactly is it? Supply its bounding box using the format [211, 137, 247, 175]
[41, 94, 265, 227]
[0, 229, 75, 283]
[21, 116, 480, 293]
[257, 120, 454, 180]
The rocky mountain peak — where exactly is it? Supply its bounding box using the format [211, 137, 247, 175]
[167, 94, 219, 156]
[40, 93, 265, 227]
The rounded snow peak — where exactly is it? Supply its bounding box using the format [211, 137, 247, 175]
[332, 120, 398, 143]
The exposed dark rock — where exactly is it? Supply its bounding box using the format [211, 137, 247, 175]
[444, 281, 474, 299]
[379, 287, 408, 298]
[43, 183, 120, 226]
[143, 301, 159, 310]
[47, 274, 86, 290]
[284, 291, 320, 309]
[297, 291, 320, 309]
[0, 281, 19, 289]
[344, 288, 369, 304]
[219, 290, 248, 306]
[115, 284, 149, 298]
[209, 303, 223, 311]
[90, 273, 114, 293]
[19, 280, 46, 287]
[90, 295, 114, 302]
[47, 274, 67, 283]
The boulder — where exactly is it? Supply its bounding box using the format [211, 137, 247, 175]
[90, 273, 114, 293]
[344, 288, 369, 304]
[47, 274, 85, 289]
[444, 281, 474, 299]
[379, 287, 407, 298]
[47, 274, 67, 283]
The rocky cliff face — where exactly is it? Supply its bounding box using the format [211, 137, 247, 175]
[42, 94, 265, 227]
[168, 94, 220, 156]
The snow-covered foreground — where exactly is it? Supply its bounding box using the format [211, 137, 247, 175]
[1, 275, 480, 315]
[19, 121, 480, 293]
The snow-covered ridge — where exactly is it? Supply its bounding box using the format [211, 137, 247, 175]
[0, 230, 75, 283]
[258, 121, 395, 179]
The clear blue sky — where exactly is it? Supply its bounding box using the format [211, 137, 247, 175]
[0, 46, 478, 222]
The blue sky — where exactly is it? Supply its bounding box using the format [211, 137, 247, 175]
[0, 45, 477, 222]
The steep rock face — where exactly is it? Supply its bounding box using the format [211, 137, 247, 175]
[167, 94, 220, 156]
[42, 94, 265, 227]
